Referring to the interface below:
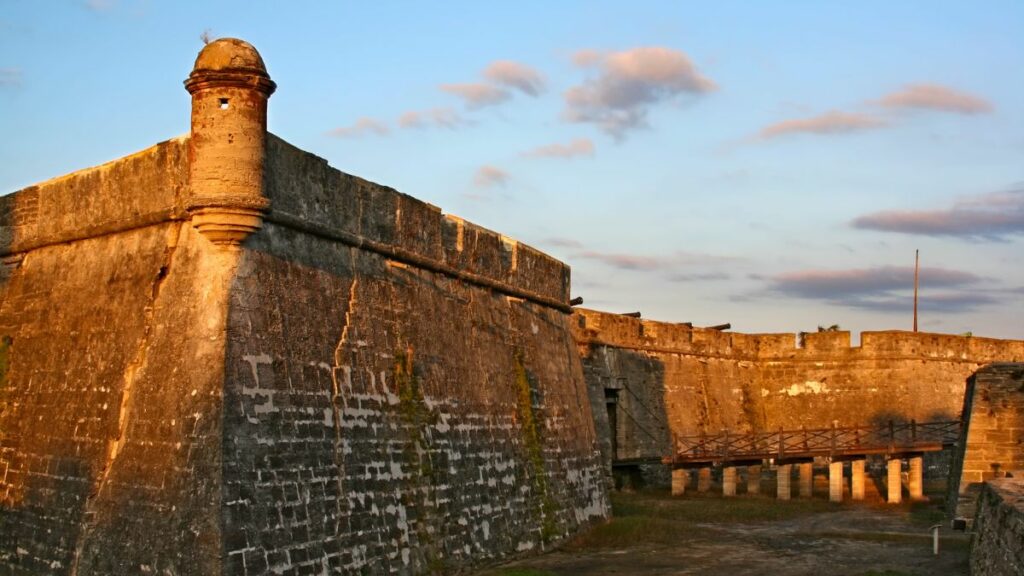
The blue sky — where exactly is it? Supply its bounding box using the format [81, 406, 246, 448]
[2, 1, 1022, 339]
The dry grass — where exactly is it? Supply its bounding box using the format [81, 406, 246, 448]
[564, 490, 836, 550]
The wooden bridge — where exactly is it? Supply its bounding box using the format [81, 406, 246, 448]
[662, 420, 962, 504]
[665, 420, 962, 465]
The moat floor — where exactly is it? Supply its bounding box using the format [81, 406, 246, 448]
[478, 488, 969, 576]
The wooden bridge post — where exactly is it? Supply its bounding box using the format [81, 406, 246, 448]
[747, 464, 761, 495]
[851, 458, 866, 500]
[798, 462, 813, 498]
[697, 466, 712, 493]
[671, 468, 689, 496]
[909, 455, 924, 501]
[722, 466, 737, 497]
[887, 457, 902, 504]
[828, 460, 844, 502]
[776, 464, 792, 501]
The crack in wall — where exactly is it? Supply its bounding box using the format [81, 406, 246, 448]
[328, 247, 359, 534]
[69, 222, 183, 576]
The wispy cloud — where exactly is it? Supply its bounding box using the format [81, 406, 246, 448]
[574, 249, 739, 271]
[762, 265, 993, 313]
[759, 110, 887, 139]
[397, 107, 469, 130]
[669, 272, 731, 282]
[521, 138, 595, 159]
[0, 67, 21, 87]
[84, 0, 116, 11]
[768, 266, 980, 299]
[541, 237, 585, 249]
[326, 117, 390, 138]
[482, 61, 546, 96]
[441, 60, 545, 110]
[439, 83, 511, 110]
[563, 46, 716, 140]
[473, 165, 509, 189]
[846, 292, 997, 314]
[871, 84, 992, 115]
[852, 186, 1024, 240]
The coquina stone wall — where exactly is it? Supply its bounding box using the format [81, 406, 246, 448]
[948, 363, 1024, 524]
[218, 136, 607, 574]
[0, 38, 607, 576]
[573, 308, 1024, 483]
[0, 138, 234, 575]
[969, 478, 1024, 576]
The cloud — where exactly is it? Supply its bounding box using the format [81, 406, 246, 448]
[852, 186, 1024, 240]
[84, 0, 115, 11]
[397, 107, 469, 130]
[521, 138, 595, 159]
[326, 117, 390, 138]
[761, 265, 996, 313]
[843, 292, 997, 314]
[0, 67, 21, 87]
[668, 272, 731, 282]
[572, 50, 603, 67]
[473, 165, 509, 189]
[541, 237, 585, 249]
[440, 83, 511, 109]
[871, 84, 992, 115]
[563, 46, 716, 140]
[574, 249, 739, 271]
[767, 266, 980, 300]
[482, 61, 545, 96]
[759, 110, 887, 139]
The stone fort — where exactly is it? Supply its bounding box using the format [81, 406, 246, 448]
[1, 39, 1022, 575]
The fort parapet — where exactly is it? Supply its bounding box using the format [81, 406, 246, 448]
[0, 39, 606, 576]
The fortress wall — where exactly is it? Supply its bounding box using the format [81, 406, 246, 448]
[573, 309, 1024, 470]
[0, 142, 234, 574]
[969, 479, 1024, 576]
[216, 141, 607, 575]
[0, 137, 188, 256]
[948, 364, 1024, 523]
[263, 135, 570, 308]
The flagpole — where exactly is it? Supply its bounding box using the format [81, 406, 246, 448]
[913, 249, 919, 332]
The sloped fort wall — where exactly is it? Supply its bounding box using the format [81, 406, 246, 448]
[572, 308, 1024, 481]
[948, 363, 1024, 523]
[0, 38, 607, 576]
[219, 136, 607, 574]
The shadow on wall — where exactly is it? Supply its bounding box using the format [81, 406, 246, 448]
[579, 344, 670, 490]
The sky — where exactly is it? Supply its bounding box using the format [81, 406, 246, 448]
[2, 1, 1023, 339]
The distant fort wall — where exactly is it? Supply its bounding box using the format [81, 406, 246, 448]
[572, 308, 1024, 480]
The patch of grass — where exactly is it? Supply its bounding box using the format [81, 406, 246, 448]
[565, 490, 837, 551]
[609, 490, 835, 524]
[907, 501, 946, 527]
[565, 515, 694, 550]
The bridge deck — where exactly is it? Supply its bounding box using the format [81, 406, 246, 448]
[664, 420, 961, 467]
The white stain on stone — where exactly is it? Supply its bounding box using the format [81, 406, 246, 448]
[241, 353, 276, 422]
[784, 380, 830, 396]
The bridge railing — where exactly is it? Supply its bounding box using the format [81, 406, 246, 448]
[666, 420, 961, 465]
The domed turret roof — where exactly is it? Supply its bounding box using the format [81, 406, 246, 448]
[192, 38, 268, 75]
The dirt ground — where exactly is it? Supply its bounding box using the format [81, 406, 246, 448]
[476, 486, 970, 576]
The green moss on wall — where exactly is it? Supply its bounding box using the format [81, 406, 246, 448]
[514, 351, 559, 542]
